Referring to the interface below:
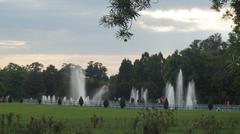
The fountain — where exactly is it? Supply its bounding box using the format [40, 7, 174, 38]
[176, 69, 184, 108]
[142, 88, 148, 103]
[130, 87, 138, 103]
[52, 95, 56, 104]
[47, 96, 51, 103]
[92, 85, 109, 101]
[70, 66, 86, 100]
[63, 96, 66, 104]
[185, 80, 197, 109]
[165, 83, 175, 108]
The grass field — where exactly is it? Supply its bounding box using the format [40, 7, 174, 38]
[1, 103, 240, 133]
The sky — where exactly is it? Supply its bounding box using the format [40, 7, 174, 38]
[0, 0, 232, 75]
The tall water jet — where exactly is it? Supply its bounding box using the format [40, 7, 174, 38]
[186, 80, 197, 109]
[142, 89, 148, 103]
[47, 96, 51, 103]
[70, 66, 86, 100]
[130, 87, 137, 103]
[52, 95, 56, 104]
[176, 69, 184, 108]
[165, 83, 175, 108]
[92, 85, 109, 101]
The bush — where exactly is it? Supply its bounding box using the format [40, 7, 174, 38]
[120, 98, 126, 109]
[58, 98, 62, 105]
[90, 114, 104, 128]
[164, 99, 169, 110]
[208, 99, 213, 111]
[38, 98, 41, 104]
[19, 99, 23, 103]
[131, 110, 174, 134]
[193, 115, 223, 134]
[79, 97, 84, 106]
[103, 99, 109, 108]
[8, 96, 13, 103]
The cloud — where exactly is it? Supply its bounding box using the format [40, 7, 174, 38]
[0, 40, 27, 49]
[138, 8, 232, 32]
[0, 54, 140, 75]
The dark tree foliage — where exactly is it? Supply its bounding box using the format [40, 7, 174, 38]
[208, 99, 214, 110]
[85, 61, 108, 97]
[43, 65, 58, 96]
[24, 62, 45, 98]
[56, 63, 72, 97]
[114, 59, 134, 98]
[100, 0, 151, 41]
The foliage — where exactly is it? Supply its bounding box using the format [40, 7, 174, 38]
[131, 110, 174, 134]
[0, 104, 240, 134]
[120, 98, 126, 108]
[100, 0, 151, 40]
[208, 99, 214, 111]
[0, 113, 65, 134]
[193, 115, 223, 134]
[90, 114, 104, 128]
[86, 61, 108, 98]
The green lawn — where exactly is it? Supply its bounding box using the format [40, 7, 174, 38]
[0, 103, 240, 133]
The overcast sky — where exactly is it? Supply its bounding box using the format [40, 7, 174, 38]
[0, 0, 232, 75]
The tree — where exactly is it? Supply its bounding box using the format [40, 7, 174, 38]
[1, 63, 27, 99]
[24, 62, 45, 98]
[43, 65, 58, 96]
[56, 63, 72, 98]
[85, 61, 108, 97]
[111, 59, 134, 99]
[100, 0, 151, 41]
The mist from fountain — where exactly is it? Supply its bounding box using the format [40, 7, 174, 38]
[130, 87, 138, 103]
[70, 66, 86, 100]
[91, 85, 109, 101]
[165, 83, 175, 108]
[186, 80, 197, 109]
[176, 69, 183, 107]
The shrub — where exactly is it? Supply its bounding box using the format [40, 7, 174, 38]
[193, 115, 223, 134]
[8, 96, 13, 103]
[208, 99, 213, 111]
[164, 99, 169, 110]
[120, 98, 126, 109]
[103, 99, 109, 108]
[131, 110, 174, 134]
[38, 98, 41, 104]
[19, 99, 23, 103]
[58, 98, 62, 105]
[90, 114, 104, 128]
[79, 97, 84, 106]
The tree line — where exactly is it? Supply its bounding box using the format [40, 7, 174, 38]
[110, 33, 240, 104]
[0, 62, 108, 101]
[0, 34, 239, 104]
